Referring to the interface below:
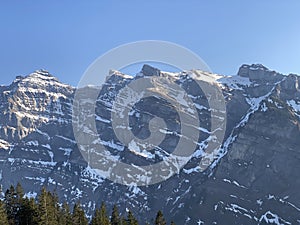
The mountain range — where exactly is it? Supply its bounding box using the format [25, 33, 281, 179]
[0, 64, 300, 224]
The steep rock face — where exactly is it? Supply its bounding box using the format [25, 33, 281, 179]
[197, 100, 300, 224]
[0, 64, 300, 224]
[278, 74, 300, 100]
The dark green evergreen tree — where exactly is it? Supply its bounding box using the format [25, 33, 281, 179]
[110, 204, 121, 225]
[170, 221, 176, 225]
[37, 187, 50, 225]
[91, 202, 110, 225]
[99, 202, 110, 225]
[72, 203, 88, 225]
[126, 210, 138, 225]
[0, 200, 9, 225]
[90, 208, 101, 225]
[58, 202, 72, 225]
[19, 197, 39, 225]
[155, 211, 166, 225]
[51, 192, 60, 223]
[15, 182, 25, 224]
[37, 186, 59, 225]
[15, 183, 24, 200]
[120, 216, 127, 225]
[4, 185, 19, 225]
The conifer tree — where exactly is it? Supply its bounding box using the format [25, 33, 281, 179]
[37, 187, 59, 225]
[90, 208, 101, 225]
[100, 202, 110, 225]
[170, 221, 176, 225]
[72, 203, 88, 225]
[111, 204, 121, 225]
[38, 187, 50, 225]
[0, 200, 9, 225]
[51, 192, 60, 223]
[4, 185, 18, 225]
[15, 183, 24, 200]
[91, 202, 110, 225]
[155, 211, 166, 225]
[120, 216, 128, 225]
[126, 210, 138, 225]
[15, 182, 25, 224]
[19, 197, 39, 225]
[58, 202, 72, 225]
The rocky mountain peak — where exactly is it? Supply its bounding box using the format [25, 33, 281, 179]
[238, 63, 283, 83]
[28, 69, 59, 80]
[238, 63, 269, 73]
[141, 64, 161, 76]
[0, 70, 74, 142]
[8, 70, 74, 98]
[10, 69, 73, 91]
[13, 69, 57, 84]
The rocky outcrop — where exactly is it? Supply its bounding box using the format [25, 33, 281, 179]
[278, 74, 300, 100]
[141, 64, 161, 76]
[238, 64, 283, 83]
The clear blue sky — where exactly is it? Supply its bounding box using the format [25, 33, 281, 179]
[1, 1, 299, 86]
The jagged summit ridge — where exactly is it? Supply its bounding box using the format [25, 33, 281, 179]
[11, 69, 72, 93]
[14, 69, 57, 83]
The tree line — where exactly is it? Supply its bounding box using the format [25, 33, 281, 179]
[0, 183, 175, 225]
